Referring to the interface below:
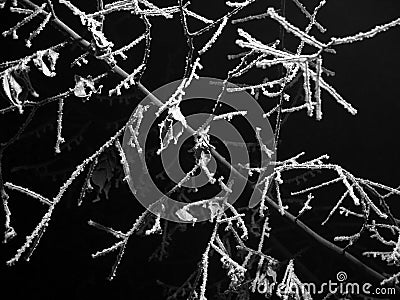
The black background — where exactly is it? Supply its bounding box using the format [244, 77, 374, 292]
[1, 0, 400, 299]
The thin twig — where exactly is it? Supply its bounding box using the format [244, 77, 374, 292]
[14, 0, 399, 287]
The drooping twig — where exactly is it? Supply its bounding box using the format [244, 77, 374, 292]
[10, 0, 400, 288]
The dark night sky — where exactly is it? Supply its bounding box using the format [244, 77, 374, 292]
[1, 1, 400, 299]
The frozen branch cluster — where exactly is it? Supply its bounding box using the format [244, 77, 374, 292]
[1, 0, 400, 299]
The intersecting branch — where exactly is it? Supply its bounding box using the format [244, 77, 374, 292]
[12, 0, 400, 288]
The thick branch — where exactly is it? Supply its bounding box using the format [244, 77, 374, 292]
[16, 0, 398, 287]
